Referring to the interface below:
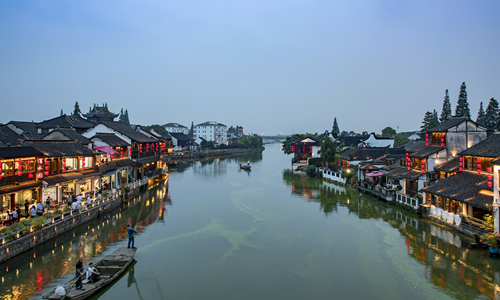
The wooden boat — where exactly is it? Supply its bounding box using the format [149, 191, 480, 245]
[240, 165, 251, 170]
[44, 247, 136, 300]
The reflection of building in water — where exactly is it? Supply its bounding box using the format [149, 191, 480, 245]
[193, 158, 227, 177]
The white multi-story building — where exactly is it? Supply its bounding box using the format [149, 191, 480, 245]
[163, 123, 189, 135]
[194, 121, 227, 144]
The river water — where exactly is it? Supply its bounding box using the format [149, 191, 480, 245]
[1, 142, 500, 300]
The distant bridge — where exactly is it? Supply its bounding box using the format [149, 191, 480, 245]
[261, 135, 287, 143]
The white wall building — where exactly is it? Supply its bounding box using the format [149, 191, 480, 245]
[163, 123, 189, 135]
[194, 121, 227, 145]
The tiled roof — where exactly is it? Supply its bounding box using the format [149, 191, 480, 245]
[459, 133, 500, 158]
[7, 121, 38, 134]
[0, 146, 44, 159]
[409, 145, 445, 159]
[0, 125, 24, 146]
[435, 157, 460, 173]
[421, 171, 492, 210]
[163, 123, 188, 128]
[100, 121, 157, 143]
[383, 165, 423, 180]
[427, 117, 468, 132]
[195, 121, 227, 127]
[91, 133, 129, 147]
[341, 147, 406, 161]
[43, 128, 91, 144]
[22, 140, 100, 157]
[170, 133, 193, 142]
[37, 115, 94, 129]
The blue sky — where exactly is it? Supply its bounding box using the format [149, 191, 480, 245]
[1, 0, 499, 135]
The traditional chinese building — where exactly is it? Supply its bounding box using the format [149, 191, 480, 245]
[82, 104, 119, 123]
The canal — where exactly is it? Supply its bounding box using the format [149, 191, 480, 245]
[1, 142, 499, 300]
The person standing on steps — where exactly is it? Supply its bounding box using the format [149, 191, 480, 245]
[75, 257, 85, 291]
[127, 224, 137, 249]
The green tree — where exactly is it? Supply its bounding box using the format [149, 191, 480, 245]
[332, 118, 340, 135]
[394, 133, 410, 147]
[455, 82, 471, 118]
[318, 136, 343, 163]
[440, 89, 452, 123]
[432, 109, 439, 127]
[238, 137, 251, 148]
[146, 124, 169, 136]
[420, 111, 435, 132]
[72, 101, 81, 116]
[484, 98, 499, 129]
[189, 122, 194, 135]
[381, 127, 396, 137]
[340, 130, 348, 136]
[282, 133, 317, 155]
[248, 135, 263, 148]
[476, 102, 486, 126]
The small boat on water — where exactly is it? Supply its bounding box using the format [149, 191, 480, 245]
[239, 162, 251, 170]
[44, 247, 136, 300]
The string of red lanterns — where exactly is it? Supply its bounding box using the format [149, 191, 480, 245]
[459, 157, 463, 172]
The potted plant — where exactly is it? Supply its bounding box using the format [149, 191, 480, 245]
[473, 233, 481, 244]
[487, 235, 499, 255]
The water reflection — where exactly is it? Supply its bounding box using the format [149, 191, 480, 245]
[0, 182, 168, 300]
[175, 152, 263, 177]
[282, 169, 500, 299]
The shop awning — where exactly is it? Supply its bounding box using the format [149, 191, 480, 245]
[136, 156, 160, 165]
[0, 180, 42, 196]
[44, 171, 100, 186]
[115, 158, 135, 168]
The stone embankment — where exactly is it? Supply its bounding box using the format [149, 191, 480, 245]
[0, 196, 123, 263]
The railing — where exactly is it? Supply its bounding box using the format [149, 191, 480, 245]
[320, 168, 346, 184]
[396, 192, 422, 209]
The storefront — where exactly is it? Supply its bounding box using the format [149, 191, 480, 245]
[0, 184, 42, 213]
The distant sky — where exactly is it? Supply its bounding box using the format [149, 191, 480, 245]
[1, 1, 499, 135]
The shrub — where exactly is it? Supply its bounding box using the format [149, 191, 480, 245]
[306, 165, 317, 177]
[63, 205, 70, 212]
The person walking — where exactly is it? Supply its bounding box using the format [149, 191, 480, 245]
[24, 200, 29, 218]
[75, 257, 85, 290]
[30, 206, 37, 218]
[36, 202, 44, 216]
[126, 224, 137, 249]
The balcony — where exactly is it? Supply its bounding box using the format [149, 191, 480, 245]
[358, 182, 395, 201]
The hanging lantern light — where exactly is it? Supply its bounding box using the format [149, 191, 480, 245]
[18, 165, 22, 170]
[18, 159, 22, 165]
[37, 173, 43, 179]
[487, 167, 492, 173]
[18, 171, 22, 176]
[44, 171, 49, 176]
[28, 173, 33, 179]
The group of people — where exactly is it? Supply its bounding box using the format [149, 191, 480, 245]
[67, 192, 97, 212]
[75, 257, 101, 290]
[1, 200, 46, 225]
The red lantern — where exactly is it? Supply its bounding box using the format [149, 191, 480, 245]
[459, 157, 463, 161]
[488, 167, 492, 173]
[407, 167, 411, 170]
[82, 157, 85, 161]
[44, 171, 49, 176]
[303, 146, 305, 152]
[0, 168, 2, 173]
[37, 173, 43, 179]
[45, 161, 49, 165]
[478, 158, 482, 163]
[478, 170, 482, 175]
[82, 167, 85, 171]
[18, 159, 22, 164]
[18, 171, 22, 176]
[488, 182, 493, 187]
[63, 158, 66, 162]
[406, 153, 409, 156]
[45, 166, 49, 171]
[421, 170, 425, 173]
[310, 147, 313, 154]
[459, 162, 463, 166]
[28, 173, 33, 179]
[459, 167, 463, 172]
[0, 175, 2, 180]
[63, 168, 66, 173]
[488, 175, 492, 180]
[426, 134, 429, 137]
[18, 165, 22, 170]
